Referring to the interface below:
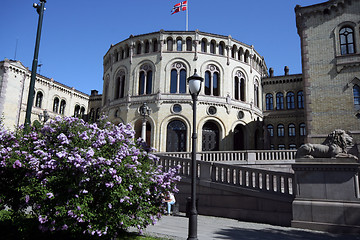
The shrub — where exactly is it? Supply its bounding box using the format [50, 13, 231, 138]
[0, 116, 180, 238]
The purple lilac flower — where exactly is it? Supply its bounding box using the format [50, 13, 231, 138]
[57, 133, 69, 145]
[46, 192, 54, 199]
[38, 215, 48, 224]
[12, 160, 22, 168]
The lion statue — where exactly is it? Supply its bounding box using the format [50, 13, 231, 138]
[295, 129, 358, 160]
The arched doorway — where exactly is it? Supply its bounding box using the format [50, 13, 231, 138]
[134, 120, 152, 147]
[234, 124, 245, 150]
[202, 121, 219, 151]
[166, 120, 187, 152]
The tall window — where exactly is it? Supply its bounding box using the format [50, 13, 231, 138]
[340, 27, 355, 55]
[286, 92, 295, 109]
[278, 144, 286, 150]
[205, 65, 220, 96]
[234, 71, 245, 101]
[35, 91, 43, 108]
[210, 40, 216, 54]
[299, 123, 306, 136]
[114, 70, 125, 99]
[297, 91, 304, 109]
[289, 144, 297, 150]
[277, 124, 285, 137]
[53, 97, 59, 113]
[265, 93, 274, 110]
[167, 38, 173, 51]
[166, 120, 187, 152]
[276, 92, 284, 110]
[353, 84, 360, 106]
[144, 41, 150, 53]
[219, 42, 224, 55]
[136, 42, 142, 55]
[201, 39, 207, 52]
[80, 107, 85, 118]
[254, 80, 259, 107]
[153, 39, 158, 52]
[186, 38, 192, 51]
[267, 124, 274, 137]
[139, 64, 153, 95]
[231, 45, 237, 58]
[170, 63, 187, 93]
[288, 123, 296, 137]
[60, 100, 66, 115]
[177, 39, 182, 51]
[74, 105, 80, 117]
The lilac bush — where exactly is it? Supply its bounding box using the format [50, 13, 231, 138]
[0, 116, 180, 238]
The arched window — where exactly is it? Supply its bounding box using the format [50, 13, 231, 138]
[231, 45, 237, 58]
[340, 27, 355, 55]
[267, 124, 274, 137]
[74, 105, 80, 117]
[114, 70, 126, 99]
[238, 48, 244, 61]
[60, 100, 66, 115]
[244, 50, 250, 63]
[136, 42, 142, 55]
[35, 91, 43, 108]
[166, 120, 187, 152]
[288, 123, 296, 137]
[234, 71, 245, 101]
[299, 123, 306, 136]
[286, 92, 295, 109]
[53, 97, 59, 113]
[186, 38, 192, 51]
[153, 39, 158, 52]
[219, 42, 224, 55]
[104, 75, 109, 105]
[167, 38, 173, 51]
[144, 40, 150, 53]
[202, 121, 219, 151]
[177, 39, 182, 51]
[205, 65, 220, 96]
[120, 48, 125, 59]
[201, 39, 207, 52]
[297, 91, 304, 109]
[276, 92, 284, 110]
[277, 124, 285, 137]
[80, 107, 85, 118]
[265, 93, 273, 110]
[170, 63, 187, 94]
[254, 80, 259, 107]
[210, 40, 216, 54]
[139, 64, 153, 95]
[278, 144, 286, 150]
[353, 84, 360, 106]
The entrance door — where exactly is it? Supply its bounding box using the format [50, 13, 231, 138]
[202, 121, 219, 151]
[166, 120, 187, 152]
[234, 124, 245, 150]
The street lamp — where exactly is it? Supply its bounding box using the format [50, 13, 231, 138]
[38, 110, 49, 123]
[139, 103, 151, 142]
[25, 0, 47, 127]
[187, 69, 204, 240]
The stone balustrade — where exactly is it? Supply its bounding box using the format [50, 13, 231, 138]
[157, 153, 295, 197]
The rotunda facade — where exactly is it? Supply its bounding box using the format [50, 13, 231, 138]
[102, 30, 268, 152]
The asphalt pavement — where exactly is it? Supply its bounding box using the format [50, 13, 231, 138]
[140, 213, 360, 240]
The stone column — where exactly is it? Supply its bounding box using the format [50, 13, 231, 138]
[292, 158, 360, 233]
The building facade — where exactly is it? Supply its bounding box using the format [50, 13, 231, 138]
[262, 67, 306, 150]
[0, 59, 89, 130]
[295, 0, 360, 154]
[102, 30, 268, 152]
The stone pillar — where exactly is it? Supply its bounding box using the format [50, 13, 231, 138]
[141, 118, 146, 141]
[292, 158, 360, 233]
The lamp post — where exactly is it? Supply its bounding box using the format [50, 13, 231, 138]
[139, 103, 151, 142]
[25, 0, 46, 127]
[187, 69, 204, 240]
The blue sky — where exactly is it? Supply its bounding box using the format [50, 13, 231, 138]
[1, 0, 325, 95]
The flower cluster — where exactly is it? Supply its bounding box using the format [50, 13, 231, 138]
[0, 116, 180, 238]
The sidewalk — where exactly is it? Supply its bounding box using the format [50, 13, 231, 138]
[141, 213, 360, 240]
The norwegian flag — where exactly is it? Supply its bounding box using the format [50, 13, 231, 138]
[171, 1, 187, 15]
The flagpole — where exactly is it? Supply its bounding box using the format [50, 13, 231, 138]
[186, 0, 189, 31]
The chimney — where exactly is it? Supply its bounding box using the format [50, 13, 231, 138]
[284, 66, 289, 76]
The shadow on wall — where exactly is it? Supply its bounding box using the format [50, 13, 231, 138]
[214, 227, 360, 240]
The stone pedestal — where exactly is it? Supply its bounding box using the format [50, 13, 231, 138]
[292, 158, 360, 233]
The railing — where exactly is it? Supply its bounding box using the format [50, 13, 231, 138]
[158, 154, 295, 197]
[160, 150, 296, 164]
